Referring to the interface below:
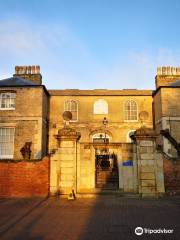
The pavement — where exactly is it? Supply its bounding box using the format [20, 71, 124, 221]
[0, 195, 180, 240]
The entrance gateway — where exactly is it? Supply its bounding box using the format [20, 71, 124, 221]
[50, 125, 165, 197]
[95, 150, 119, 189]
[93, 133, 119, 189]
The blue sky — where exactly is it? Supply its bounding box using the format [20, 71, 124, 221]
[0, 0, 180, 89]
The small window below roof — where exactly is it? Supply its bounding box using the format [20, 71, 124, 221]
[0, 93, 16, 110]
[94, 99, 108, 114]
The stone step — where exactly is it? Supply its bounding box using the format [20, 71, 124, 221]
[75, 189, 140, 198]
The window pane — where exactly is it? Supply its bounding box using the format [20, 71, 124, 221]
[0, 93, 16, 109]
[124, 100, 137, 120]
[0, 128, 14, 158]
[64, 100, 78, 121]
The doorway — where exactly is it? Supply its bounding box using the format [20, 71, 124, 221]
[95, 149, 119, 189]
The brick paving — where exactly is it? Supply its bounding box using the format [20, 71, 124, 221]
[0, 195, 180, 240]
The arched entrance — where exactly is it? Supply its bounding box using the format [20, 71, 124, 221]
[92, 133, 119, 189]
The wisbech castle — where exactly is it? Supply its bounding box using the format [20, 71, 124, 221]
[0, 65, 180, 198]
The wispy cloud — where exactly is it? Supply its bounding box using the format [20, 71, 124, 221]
[94, 49, 180, 90]
[0, 19, 100, 88]
[0, 19, 180, 90]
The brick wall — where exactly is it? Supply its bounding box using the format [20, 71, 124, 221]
[164, 158, 180, 195]
[0, 156, 50, 197]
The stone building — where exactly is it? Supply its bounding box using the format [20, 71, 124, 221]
[0, 65, 179, 197]
[0, 66, 49, 160]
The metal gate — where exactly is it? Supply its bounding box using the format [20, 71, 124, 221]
[95, 152, 119, 189]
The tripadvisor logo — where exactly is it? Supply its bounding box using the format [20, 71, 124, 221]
[135, 227, 143, 235]
[135, 227, 174, 235]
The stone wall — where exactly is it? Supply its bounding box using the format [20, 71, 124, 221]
[153, 87, 180, 157]
[163, 158, 180, 195]
[0, 87, 49, 159]
[121, 143, 136, 192]
[48, 93, 153, 152]
[14, 120, 36, 159]
[133, 128, 165, 197]
[0, 156, 50, 197]
[78, 144, 95, 191]
[76, 143, 136, 193]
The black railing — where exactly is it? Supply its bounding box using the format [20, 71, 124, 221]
[160, 129, 180, 157]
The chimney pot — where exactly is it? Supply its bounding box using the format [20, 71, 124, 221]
[22, 66, 26, 74]
[27, 66, 31, 74]
[171, 67, 176, 75]
[157, 67, 161, 75]
[13, 64, 42, 84]
[15, 66, 19, 74]
[176, 67, 180, 75]
[36, 65, 40, 74]
[19, 66, 23, 74]
[162, 66, 166, 75]
[31, 65, 35, 74]
[167, 66, 171, 75]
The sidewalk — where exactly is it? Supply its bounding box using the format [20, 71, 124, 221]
[0, 196, 180, 240]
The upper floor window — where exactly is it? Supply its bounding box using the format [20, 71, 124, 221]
[0, 128, 15, 159]
[94, 99, 108, 114]
[124, 100, 138, 121]
[64, 100, 78, 121]
[0, 93, 16, 110]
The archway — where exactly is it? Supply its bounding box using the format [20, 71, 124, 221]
[92, 133, 118, 189]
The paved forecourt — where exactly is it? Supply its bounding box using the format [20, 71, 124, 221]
[0, 196, 180, 240]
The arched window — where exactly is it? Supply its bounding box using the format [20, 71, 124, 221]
[92, 133, 110, 143]
[124, 100, 138, 121]
[64, 100, 78, 121]
[93, 99, 108, 114]
[126, 130, 135, 143]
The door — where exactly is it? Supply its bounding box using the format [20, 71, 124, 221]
[95, 151, 119, 189]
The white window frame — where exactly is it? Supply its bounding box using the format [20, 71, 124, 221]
[0, 127, 15, 159]
[0, 92, 16, 110]
[126, 130, 136, 143]
[64, 99, 78, 122]
[92, 133, 111, 142]
[93, 99, 108, 114]
[124, 99, 138, 122]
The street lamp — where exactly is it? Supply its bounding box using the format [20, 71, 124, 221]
[103, 117, 108, 144]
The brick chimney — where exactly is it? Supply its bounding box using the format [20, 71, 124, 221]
[13, 65, 42, 85]
[155, 66, 180, 88]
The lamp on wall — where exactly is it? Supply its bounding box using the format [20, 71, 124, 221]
[103, 117, 108, 126]
[103, 117, 108, 143]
